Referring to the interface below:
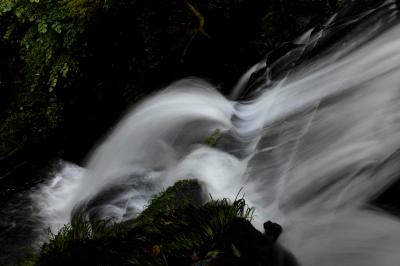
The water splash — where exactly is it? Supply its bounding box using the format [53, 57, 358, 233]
[30, 1, 400, 265]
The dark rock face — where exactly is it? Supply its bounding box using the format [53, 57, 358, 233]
[210, 218, 299, 266]
[264, 220, 283, 242]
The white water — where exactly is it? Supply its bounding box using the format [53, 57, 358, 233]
[32, 3, 400, 266]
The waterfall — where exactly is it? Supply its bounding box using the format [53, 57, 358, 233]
[16, 0, 400, 265]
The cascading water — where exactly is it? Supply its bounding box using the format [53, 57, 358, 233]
[3, 0, 400, 265]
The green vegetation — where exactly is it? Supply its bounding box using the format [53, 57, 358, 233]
[17, 179, 292, 266]
[137, 179, 205, 223]
[204, 129, 222, 147]
[0, 0, 107, 92]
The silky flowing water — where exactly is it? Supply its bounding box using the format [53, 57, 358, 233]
[4, 1, 400, 265]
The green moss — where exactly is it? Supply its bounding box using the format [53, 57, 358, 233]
[136, 179, 205, 224]
[204, 129, 221, 147]
[21, 180, 263, 265]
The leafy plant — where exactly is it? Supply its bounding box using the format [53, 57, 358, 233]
[0, 0, 109, 92]
[42, 215, 126, 253]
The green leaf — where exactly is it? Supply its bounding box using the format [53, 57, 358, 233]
[38, 22, 48, 33]
[206, 250, 219, 259]
[231, 243, 241, 258]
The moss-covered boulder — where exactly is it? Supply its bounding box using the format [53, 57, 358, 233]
[19, 179, 298, 266]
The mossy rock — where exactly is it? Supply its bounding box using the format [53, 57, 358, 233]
[136, 179, 206, 225]
[18, 179, 299, 266]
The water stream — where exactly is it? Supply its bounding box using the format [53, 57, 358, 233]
[4, 1, 400, 265]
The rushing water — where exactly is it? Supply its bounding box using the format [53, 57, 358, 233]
[4, 0, 400, 265]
